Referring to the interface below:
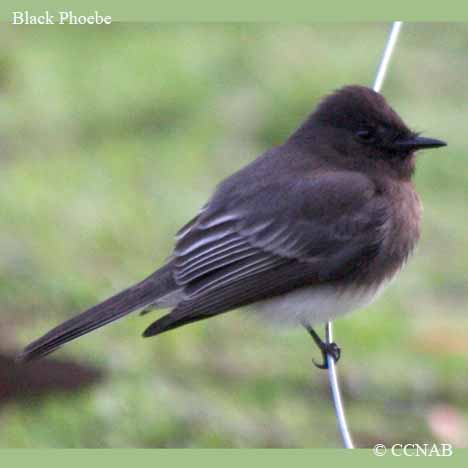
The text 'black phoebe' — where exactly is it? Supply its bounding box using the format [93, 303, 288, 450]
[19, 85, 446, 363]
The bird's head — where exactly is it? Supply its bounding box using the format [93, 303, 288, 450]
[292, 85, 446, 179]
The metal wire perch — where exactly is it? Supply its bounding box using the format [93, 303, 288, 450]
[325, 21, 403, 449]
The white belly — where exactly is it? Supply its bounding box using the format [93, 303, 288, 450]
[255, 281, 390, 326]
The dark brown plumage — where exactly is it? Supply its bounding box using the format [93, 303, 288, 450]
[18, 85, 446, 362]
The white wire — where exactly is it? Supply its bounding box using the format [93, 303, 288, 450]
[325, 322, 354, 448]
[373, 22, 403, 92]
[325, 21, 403, 449]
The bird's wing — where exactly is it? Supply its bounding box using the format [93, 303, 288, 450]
[143, 170, 388, 336]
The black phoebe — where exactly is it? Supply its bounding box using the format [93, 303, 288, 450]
[18, 85, 446, 366]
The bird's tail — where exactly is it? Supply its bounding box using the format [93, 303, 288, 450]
[17, 263, 176, 362]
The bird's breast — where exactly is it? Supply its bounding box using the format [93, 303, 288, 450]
[382, 180, 422, 271]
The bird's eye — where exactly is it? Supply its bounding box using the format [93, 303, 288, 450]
[355, 128, 376, 143]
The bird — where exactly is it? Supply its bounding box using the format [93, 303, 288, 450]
[18, 85, 446, 367]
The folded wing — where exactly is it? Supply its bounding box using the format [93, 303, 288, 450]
[144, 170, 388, 336]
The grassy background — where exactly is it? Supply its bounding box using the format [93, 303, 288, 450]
[0, 23, 467, 448]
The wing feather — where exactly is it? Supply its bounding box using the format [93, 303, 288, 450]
[144, 169, 388, 336]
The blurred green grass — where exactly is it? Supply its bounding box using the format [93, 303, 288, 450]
[0, 23, 467, 448]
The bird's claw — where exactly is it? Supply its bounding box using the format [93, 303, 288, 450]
[312, 342, 341, 369]
[303, 324, 342, 370]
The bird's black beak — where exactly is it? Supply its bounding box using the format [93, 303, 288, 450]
[393, 135, 447, 151]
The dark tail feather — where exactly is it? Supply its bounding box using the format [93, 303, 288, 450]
[142, 309, 211, 338]
[18, 263, 176, 362]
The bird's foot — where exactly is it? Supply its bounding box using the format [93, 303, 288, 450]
[304, 325, 341, 370]
[312, 341, 341, 369]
